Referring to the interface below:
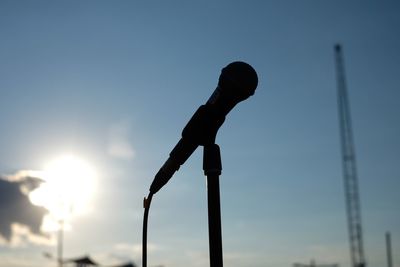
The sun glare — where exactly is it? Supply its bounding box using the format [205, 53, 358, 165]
[29, 155, 97, 231]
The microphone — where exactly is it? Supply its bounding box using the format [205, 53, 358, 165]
[149, 61, 258, 194]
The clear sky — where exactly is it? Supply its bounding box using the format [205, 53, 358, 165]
[0, 1, 399, 267]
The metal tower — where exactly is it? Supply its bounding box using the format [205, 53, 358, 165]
[334, 44, 366, 267]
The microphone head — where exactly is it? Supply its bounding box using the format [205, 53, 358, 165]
[218, 61, 258, 102]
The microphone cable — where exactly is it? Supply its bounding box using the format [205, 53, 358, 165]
[142, 192, 153, 267]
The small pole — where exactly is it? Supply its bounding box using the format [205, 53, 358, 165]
[58, 219, 64, 267]
[386, 231, 393, 267]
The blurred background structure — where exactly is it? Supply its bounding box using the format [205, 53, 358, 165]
[334, 44, 366, 267]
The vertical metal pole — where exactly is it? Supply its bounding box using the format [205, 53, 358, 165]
[58, 219, 64, 267]
[203, 144, 223, 267]
[386, 232, 393, 267]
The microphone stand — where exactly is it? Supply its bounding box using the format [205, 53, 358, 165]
[203, 143, 223, 267]
[144, 62, 258, 267]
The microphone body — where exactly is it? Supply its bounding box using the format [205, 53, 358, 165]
[149, 61, 258, 194]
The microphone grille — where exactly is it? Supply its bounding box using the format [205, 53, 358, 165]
[219, 61, 258, 101]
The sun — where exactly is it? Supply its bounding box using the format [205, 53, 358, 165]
[29, 154, 97, 230]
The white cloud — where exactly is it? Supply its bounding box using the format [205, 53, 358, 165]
[108, 242, 161, 265]
[305, 244, 349, 265]
[107, 120, 135, 160]
[3, 170, 44, 183]
[114, 242, 160, 256]
[8, 223, 54, 248]
[0, 172, 50, 246]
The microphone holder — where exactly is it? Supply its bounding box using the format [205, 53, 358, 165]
[182, 104, 225, 267]
[203, 143, 223, 267]
[145, 104, 227, 267]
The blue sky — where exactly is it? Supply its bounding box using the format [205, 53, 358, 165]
[0, 1, 399, 267]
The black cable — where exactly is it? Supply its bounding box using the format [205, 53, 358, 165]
[142, 192, 153, 267]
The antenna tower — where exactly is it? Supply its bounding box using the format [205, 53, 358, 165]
[334, 44, 366, 267]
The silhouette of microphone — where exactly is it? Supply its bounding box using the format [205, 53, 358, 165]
[149, 61, 258, 194]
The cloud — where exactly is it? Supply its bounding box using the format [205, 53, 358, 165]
[5, 223, 54, 247]
[0, 171, 50, 246]
[114, 242, 160, 256]
[107, 242, 160, 265]
[304, 244, 348, 265]
[107, 120, 135, 160]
